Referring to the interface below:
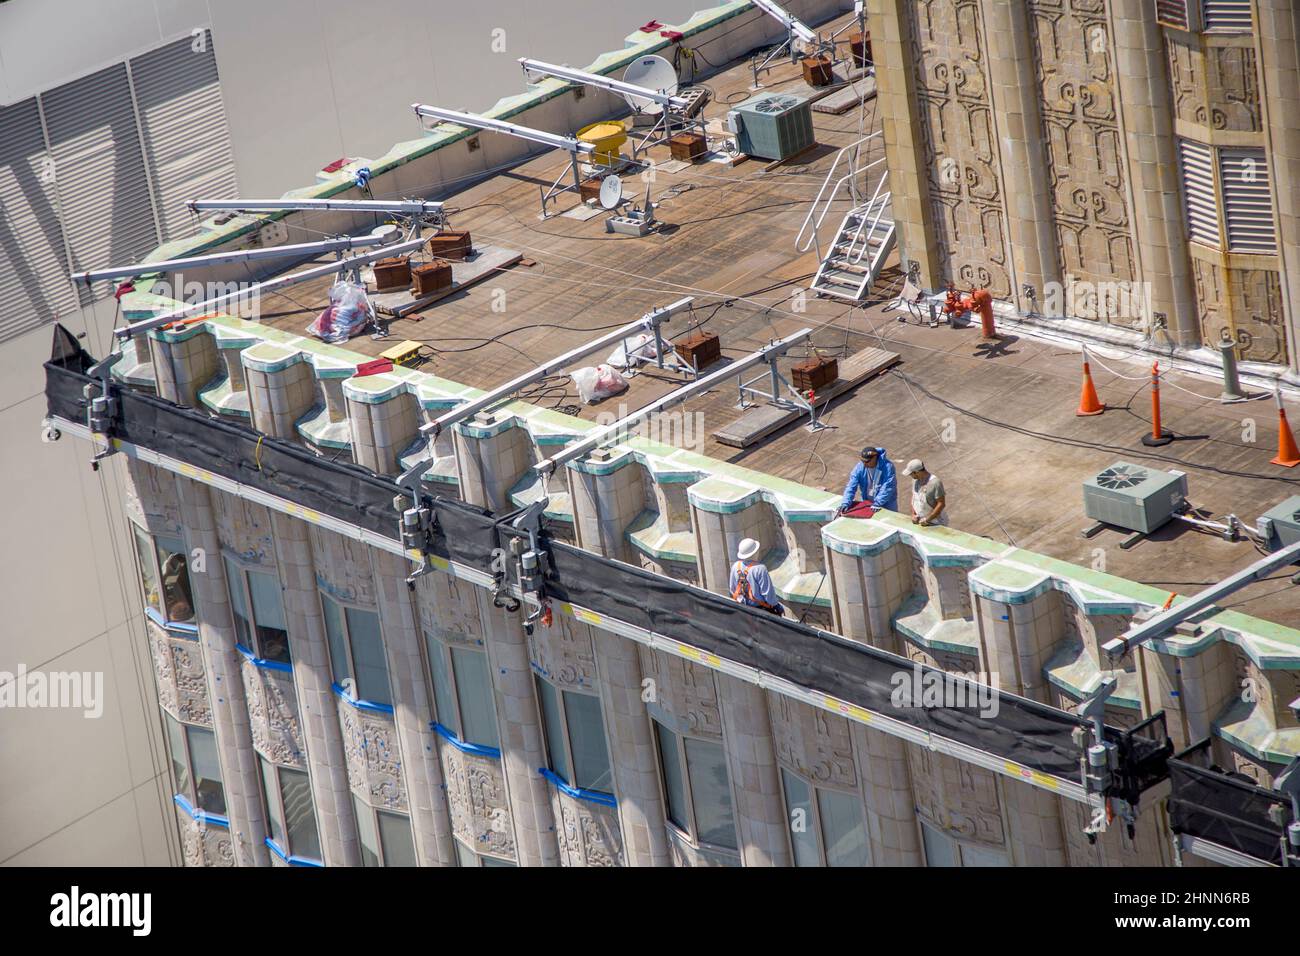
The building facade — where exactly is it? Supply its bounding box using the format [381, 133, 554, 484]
[867, 0, 1300, 372]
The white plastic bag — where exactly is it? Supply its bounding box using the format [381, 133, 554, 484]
[571, 364, 629, 404]
[606, 332, 663, 370]
[307, 280, 374, 343]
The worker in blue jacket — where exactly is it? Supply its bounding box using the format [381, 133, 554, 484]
[837, 445, 898, 514]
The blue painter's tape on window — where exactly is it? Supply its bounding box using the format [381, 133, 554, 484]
[173, 793, 230, 828]
[538, 767, 617, 808]
[264, 837, 324, 867]
[235, 642, 293, 673]
[430, 720, 502, 760]
[146, 606, 200, 638]
[330, 681, 395, 714]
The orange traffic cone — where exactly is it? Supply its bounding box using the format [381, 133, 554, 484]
[1076, 346, 1105, 417]
[1271, 385, 1300, 468]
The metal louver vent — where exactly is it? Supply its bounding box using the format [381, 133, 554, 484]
[1219, 147, 1276, 254]
[1155, 0, 1197, 29]
[1202, 0, 1252, 31]
[1096, 464, 1150, 490]
[755, 95, 800, 114]
[1178, 139, 1220, 248]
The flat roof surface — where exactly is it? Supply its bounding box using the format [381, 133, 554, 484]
[251, 13, 1300, 628]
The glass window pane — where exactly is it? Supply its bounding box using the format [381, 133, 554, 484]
[481, 854, 515, 867]
[188, 726, 226, 816]
[354, 795, 380, 867]
[278, 766, 320, 861]
[655, 722, 690, 833]
[155, 535, 195, 624]
[451, 647, 498, 748]
[921, 822, 958, 868]
[164, 713, 191, 801]
[223, 557, 252, 649]
[454, 839, 478, 868]
[321, 594, 351, 690]
[346, 607, 391, 706]
[959, 844, 1010, 867]
[248, 570, 290, 665]
[377, 811, 416, 867]
[564, 690, 612, 793]
[425, 636, 459, 739]
[817, 788, 869, 866]
[781, 769, 819, 867]
[259, 757, 286, 849]
[535, 677, 570, 784]
[685, 737, 736, 850]
[134, 527, 161, 614]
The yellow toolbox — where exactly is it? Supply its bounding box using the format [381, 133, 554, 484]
[379, 340, 422, 368]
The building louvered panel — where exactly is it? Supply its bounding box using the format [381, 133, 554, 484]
[130, 31, 238, 243]
[41, 62, 160, 305]
[0, 98, 79, 343]
[1155, 0, 1197, 30]
[1202, 0, 1253, 32]
[1178, 139, 1220, 248]
[1219, 147, 1276, 254]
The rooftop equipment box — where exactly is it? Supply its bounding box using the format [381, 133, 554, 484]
[1258, 495, 1300, 550]
[1082, 462, 1187, 534]
[428, 231, 472, 260]
[675, 331, 721, 371]
[728, 92, 815, 162]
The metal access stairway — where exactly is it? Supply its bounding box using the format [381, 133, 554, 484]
[809, 179, 895, 301]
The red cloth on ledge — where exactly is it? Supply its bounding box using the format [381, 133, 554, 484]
[843, 500, 875, 519]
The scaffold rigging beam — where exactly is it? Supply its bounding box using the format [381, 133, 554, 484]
[518, 58, 692, 112]
[188, 198, 445, 217]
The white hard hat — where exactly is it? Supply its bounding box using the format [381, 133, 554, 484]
[904, 459, 925, 476]
[737, 538, 761, 560]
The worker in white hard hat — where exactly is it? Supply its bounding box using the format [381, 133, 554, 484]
[903, 459, 948, 527]
[729, 538, 784, 616]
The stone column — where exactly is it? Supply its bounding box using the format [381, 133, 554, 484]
[1110, 0, 1198, 344]
[270, 511, 361, 866]
[866, 0, 942, 287]
[148, 325, 219, 407]
[172, 475, 270, 866]
[453, 417, 533, 513]
[569, 452, 643, 563]
[592, 629, 670, 866]
[716, 675, 791, 866]
[1255, 0, 1300, 371]
[371, 549, 457, 866]
[980, 0, 1061, 312]
[477, 589, 560, 865]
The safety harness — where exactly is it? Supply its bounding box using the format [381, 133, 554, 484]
[731, 561, 781, 613]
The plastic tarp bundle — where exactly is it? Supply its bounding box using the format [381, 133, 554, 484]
[1168, 740, 1292, 865]
[606, 332, 662, 370]
[570, 364, 628, 403]
[45, 324, 1160, 792]
[307, 280, 374, 343]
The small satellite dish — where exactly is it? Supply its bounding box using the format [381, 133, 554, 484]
[599, 176, 624, 210]
[622, 55, 678, 114]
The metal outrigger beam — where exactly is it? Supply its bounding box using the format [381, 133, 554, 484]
[750, 0, 826, 88]
[188, 198, 446, 220]
[536, 327, 814, 476]
[413, 103, 597, 218]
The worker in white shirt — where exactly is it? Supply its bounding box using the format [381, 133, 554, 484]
[729, 538, 784, 616]
[903, 459, 948, 527]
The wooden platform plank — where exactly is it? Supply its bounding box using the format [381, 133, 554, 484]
[372, 245, 522, 318]
[812, 75, 878, 115]
[713, 345, 900, 448]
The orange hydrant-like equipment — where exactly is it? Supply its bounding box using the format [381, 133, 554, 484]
[941, 284, 966, 320]
[967, 287, 995, 338]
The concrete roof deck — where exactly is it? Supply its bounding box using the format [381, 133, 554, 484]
[124, 8, 1300, 629]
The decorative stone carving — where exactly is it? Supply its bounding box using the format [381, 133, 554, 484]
[768, 695, 858, 790]
[212, 493, 276, 565]
[242, 658, 305, 767]
[310, 527, 377, 605]
[150, 625, 211, 726]
[528, 615, 597, 690]
[1192, 259, 1288, 365]
[416, 572, 484, 645]
[1167, 38, 1261, 133]
[908, 0, 1011, 296]
[440, 741, 516, 861]
[910, 747, 1006, 848]
[175, 807, 235, 867]
[551, 788, 623, 867]
[338, 699, 407, 811]
[123, 459, 183, 533]
[639, 648, 723, 739]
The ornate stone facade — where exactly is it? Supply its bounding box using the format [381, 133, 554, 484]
[639, 648, 723, 739]
[768, 695, 858, 791]
[151, 626, 211, 727]
[339, 700, 407, 812]
[440, 742, 516, 862]
[528, 615, 597, 690]
[242, 659, 305, 767]
[551, 789, 623, 867]
[1191, 258, 1288, 363]
[176, 807, 235, 868]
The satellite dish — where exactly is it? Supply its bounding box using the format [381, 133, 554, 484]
[599, 176, 624, 210]
[622, 55, 678, 114]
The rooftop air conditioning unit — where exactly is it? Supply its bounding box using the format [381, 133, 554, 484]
[1257, 495, 1300, 551]
[1082, 462, 1188, 534]
[728, 92, 814, 162]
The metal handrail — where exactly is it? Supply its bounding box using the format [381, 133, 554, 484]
[795, 133, 881, 255]
[845, 172, 891, 266]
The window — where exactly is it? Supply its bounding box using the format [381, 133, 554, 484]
[321, 593, 391, 706]
[133, 526, 195, 627]
[259, 757, 321, 863]
[535, 676, 613, 794]
[920, 820, 1010, 867]
[424, 633, 499, 749]
[1178, 139, 1276, 254]
[779, 768, 870, 867]
[225, 557, 290, 664]
[454, 839, 516, 868]
[164, 712, 225, 816]
[353, 795, 416, 867]
[653, 720, 738, 850]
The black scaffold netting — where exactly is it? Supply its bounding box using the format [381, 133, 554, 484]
[47, 324, 1171, 791]
[1168, 740, 1293, 866]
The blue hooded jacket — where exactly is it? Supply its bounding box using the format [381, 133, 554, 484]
[840, 447, 897, 512]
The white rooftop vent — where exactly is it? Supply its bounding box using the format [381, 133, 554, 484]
[1082, 462, 1188, 533]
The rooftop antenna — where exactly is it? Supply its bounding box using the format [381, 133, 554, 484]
[519, 56, 706, 160]
[412, 103, 596, 218]
[749, 0, 836, 88]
